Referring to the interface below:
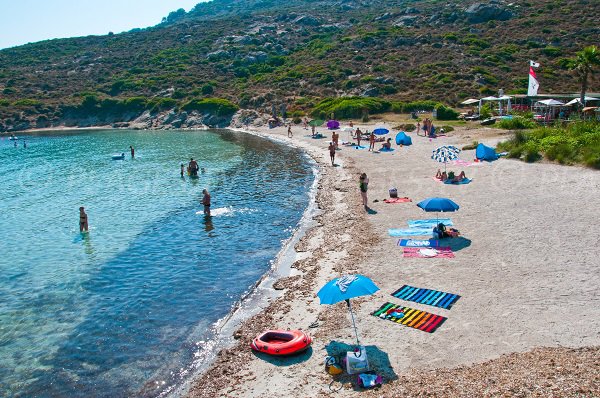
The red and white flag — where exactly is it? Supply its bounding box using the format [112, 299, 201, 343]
[528, 60, 540, 96]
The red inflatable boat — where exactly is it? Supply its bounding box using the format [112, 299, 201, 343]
[251, 329, 312, 356]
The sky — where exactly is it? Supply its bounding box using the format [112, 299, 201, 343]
[0, 0, 208, 50]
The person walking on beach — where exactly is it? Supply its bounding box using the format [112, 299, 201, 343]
[355, 128, 362, 147]
[368, 131, 375, 151]
[328, 141, 336, 166]
[303, 117, 308, 130]
[332, 131, 339, 149]
[311, 125, 316, 137]
[130, 146, 135, 158]
[287, 125, 293, 138]
[201, 189, 211, 216]
[79, 207, 89, 232]
[359, 173, 369, 210]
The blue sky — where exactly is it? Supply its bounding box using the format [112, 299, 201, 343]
[0, 0, 207, 49]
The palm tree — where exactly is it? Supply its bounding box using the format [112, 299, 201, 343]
[569, 46, 600, 106]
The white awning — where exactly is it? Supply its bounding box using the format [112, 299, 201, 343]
[461, 98, 480, 105]
[565, 97, 600, 106]
[536, 99, 565, 106]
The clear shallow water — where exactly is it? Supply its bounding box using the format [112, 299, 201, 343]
[0, 129, 314, 397]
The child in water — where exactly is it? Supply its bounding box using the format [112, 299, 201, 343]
[180, 164, 185, 177]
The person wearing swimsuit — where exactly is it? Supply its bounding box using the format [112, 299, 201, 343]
[359, 173, 369, 209]
[79, 207, 89, 232]
[202, 189, 211, 216]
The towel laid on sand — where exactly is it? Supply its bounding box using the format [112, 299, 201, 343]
[397, 239, 440, 247]
[371, 302, 446, 333]
[407, 219, 453, 228]
[392, 285, 460, 309]
[444, 178, 472, 185]
[403, 247, 455, 258]
[378, 147, 395, 152]
[383, 197, 412, 203]
[352, 145, 367, 150]
[388, 228, 431, 237]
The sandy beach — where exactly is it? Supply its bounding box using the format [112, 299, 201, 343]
[185, 119, 600, 397]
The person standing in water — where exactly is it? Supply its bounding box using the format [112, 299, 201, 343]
[328, 141, 336, 166]
[180, 163, 185, 178]
[79, 207, 89, 232]
[189, 158, 199, 177]
[130, 146, 135, 158]
[359, 173, 369, 210]
[201, 189, 211, 216]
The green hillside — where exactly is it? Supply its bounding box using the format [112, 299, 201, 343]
[0, 0, 598, 130]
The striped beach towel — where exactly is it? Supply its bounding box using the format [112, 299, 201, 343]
[403, 247, 455, 258]
[407, 219, 453, 228]
[392, 285, 460, 309]
[388, 228, 431, 237]
[397, 239, 440, 247]
[371, 302, 446, 333]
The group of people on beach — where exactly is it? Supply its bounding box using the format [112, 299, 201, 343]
[436, 169, 467, 183]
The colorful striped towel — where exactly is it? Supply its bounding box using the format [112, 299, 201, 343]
[371, 302, 446, 333]
[388, 228, 431, 237]
[403, 247, 455, 258]
[398, 239, 440, 247]
[392, 285, 460, 309]
[407, 219, 453, 228]
[383, 197, 412, 203]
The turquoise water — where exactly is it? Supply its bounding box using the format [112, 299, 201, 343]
[0, 129, 314, 397]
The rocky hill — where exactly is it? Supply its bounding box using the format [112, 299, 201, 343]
[0, 0, 598, 131]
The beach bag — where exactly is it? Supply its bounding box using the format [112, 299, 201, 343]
[389, 188, 398, 198]
[325, 356, 343, 375]
[346, 346, 370, 375]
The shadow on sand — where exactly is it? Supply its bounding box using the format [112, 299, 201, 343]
[324, 340, 398, 391]
[443, 236, 472, 252]
[252, 347, 313, 366]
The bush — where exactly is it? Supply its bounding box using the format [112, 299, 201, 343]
[462, 141, 478, 150]
[497, 121, 600, 168]
[395, 123, 416, 132]
[435, 104, 459, 120]
[392, 100, 441, 113]
[497, 116, 536, 130]
[201, 84, 214, 95]
[311, 97, 391, 119]
[181, 98, 238, 116]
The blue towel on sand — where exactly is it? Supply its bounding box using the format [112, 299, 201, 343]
[444, 178, 472, 185]
[398, 239, 440, 247]
[352, 145, 367, 149]
[407, 219, 453, 228]
[379, 147, 395, 152]
[388, 228, 431, 237]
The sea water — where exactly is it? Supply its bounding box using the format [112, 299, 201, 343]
[0, 129, 314, 397]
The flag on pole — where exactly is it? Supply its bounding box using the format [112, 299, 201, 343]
[528, 61, 540, 96]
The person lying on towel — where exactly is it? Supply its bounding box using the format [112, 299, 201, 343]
[433, 223, 460, 239]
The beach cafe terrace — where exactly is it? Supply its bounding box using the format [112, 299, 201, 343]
[460, 92, 600, 123]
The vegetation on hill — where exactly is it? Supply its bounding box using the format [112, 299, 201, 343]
[0, 0, 598, 130]
[498, 121, 600, 168]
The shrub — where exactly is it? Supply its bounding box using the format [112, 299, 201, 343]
[391, 100, 441, 113]
[497, 116, 536, 130]
[181, 98, 239, 116]
[201, 84, 214, 95]
[311, 97, 391, 119]
[462, 141, 479, 150]
[435, 104, 459, 120]
[497, 121, 600, 168]
[440, 125, 455, 133]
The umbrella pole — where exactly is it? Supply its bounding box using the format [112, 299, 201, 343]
[346, 299, 360, 346]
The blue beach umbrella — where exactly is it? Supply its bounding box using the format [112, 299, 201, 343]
[432, 145, 461, 172]
[318, 275, 379, 345]
[373, 127, 389, 135]
[417, 197, 460, 224]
